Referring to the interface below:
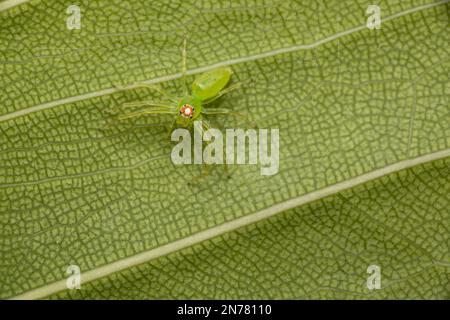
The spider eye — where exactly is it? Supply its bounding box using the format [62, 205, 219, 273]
[180, 104, 195, 118]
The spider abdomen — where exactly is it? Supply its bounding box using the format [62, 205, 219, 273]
[192, 67, 232, 101]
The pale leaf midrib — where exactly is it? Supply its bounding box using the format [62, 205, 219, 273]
[0, 0, 29, 11]
[9, 148, 450, 300]
[0, 0, 447, 122]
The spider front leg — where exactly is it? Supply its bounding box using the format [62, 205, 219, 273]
[181, 38, 189, 95]
[190, 117, 212, 140]
[113, 83, 178, 104]
[187, 118, 214, 184]
[105, 102, 177, 125]
[117, 107, 177, 121]
[188, 163, 212, 186]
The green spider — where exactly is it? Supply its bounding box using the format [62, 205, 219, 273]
[112, 40, 247, 135]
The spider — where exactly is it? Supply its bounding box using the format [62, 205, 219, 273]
[111, 39, 248, 135]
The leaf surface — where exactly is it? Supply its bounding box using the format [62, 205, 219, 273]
[0, 0, 448, 299]
[51, 158, 450, 299]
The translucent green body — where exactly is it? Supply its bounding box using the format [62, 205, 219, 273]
[176, 67, 232, 127]
[191, 68, 232, 101]
[115, 66, 243, 132]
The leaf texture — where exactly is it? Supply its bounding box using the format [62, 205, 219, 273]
[50, 158, 450, 299]
[0, 0, 449, 299]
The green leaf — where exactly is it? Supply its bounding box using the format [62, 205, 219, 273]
[0, 0, 449, 299]
[49, 158, 450, 299]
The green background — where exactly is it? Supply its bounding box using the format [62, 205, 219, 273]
[0, 0, 448, 299]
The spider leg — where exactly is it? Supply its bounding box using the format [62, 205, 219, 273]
[100, 106, 174, 130]
[121, 101, 175, 109]
[191, 117, 211, 140]
[115, 104, 177, 121]
[181, 38, 189, 95]
[107, 100, 175, 114]
[167, 117, 178, 138]
[201, 118, 211, 134]
[117, 110, 177, 121]
[114, 83, 177, 103]
[195, 119, 212, 183]
[188, 164, 211, 186]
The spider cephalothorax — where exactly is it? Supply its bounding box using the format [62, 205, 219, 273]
[179, 104, 195, 118]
